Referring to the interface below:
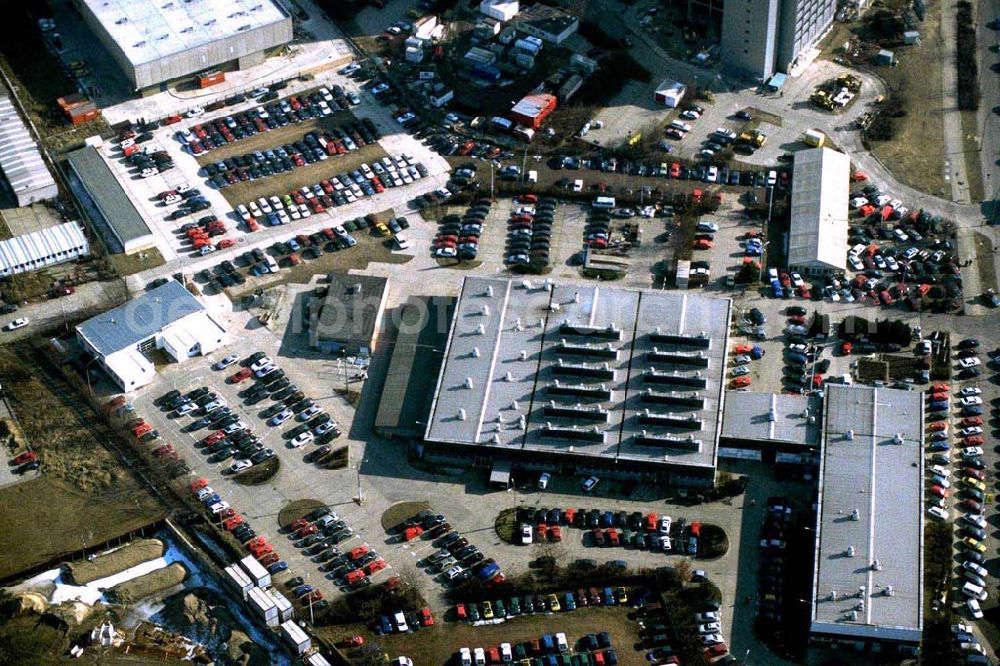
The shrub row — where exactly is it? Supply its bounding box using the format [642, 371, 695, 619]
[956, 1, 979, 111]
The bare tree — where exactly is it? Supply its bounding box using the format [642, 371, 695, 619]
[674, 558, 693, 583]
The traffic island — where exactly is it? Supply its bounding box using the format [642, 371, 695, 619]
[231, 457, 279, 486]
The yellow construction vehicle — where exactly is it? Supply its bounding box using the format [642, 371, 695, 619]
[738, 129, 767, 148]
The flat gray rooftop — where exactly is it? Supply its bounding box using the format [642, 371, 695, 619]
[811, 384, 923, 643]
[721, 391, 821, 447]
[66, 147, 151, 247]
[425, 277, 731, 469]
[79, 0, 287, 66]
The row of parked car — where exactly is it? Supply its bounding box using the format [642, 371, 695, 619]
[188, 476, 290, 577]
[433, 198, 491, 260]
[549, 152, 782, 189]
[756, 497, 792, 635]
[177, 85, 358, 156]
[457, 587, 628, 625]
[506, 195, 554, 267]
[454, 632, 617, 666]
[515, 506, 702, 556]
[236, 153, 428, 231]
[286, 507, 386, 590]
[404, 509, 505, 587]
[123, 144, 174, 180]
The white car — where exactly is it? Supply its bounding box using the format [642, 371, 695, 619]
[250, 357, 273, 373]
[701, 634, 724, 646]
[964, 561, 988, 577]
[298, 405, 323, 421]
[967, 599, 983, 619]
[848, 255, 864, 271]
[658, 516, 672, 534]
[958, 357, 981, 368]
[927, 506, 949, 520]
[176, 402, 196, 415]
[521, 524, 533, 545]
[314, 422, 339, 437]
[790, 272, 803, 287]
[696, 611, 721, 623]
[236, 204, 252, 221]
[928, 465, 951, 478]
[473, 648, 486, 666]
[186, 106, 205, 118]
[458, 648, 472, 666]
[555, 634, 568, 652]
[705, 166, 718, 183]
[680, 110, 700, 120]
[4, 318, 29, 331]
[371, 83, 390, 95]
[698, 622, 721, 635]
[393, 611, 409, 632]
[959, 398, 983, 408]
[230, 459, 252, 473]
[959, 387, 982, 397]
[196, 486, 215, 501]
[214, 354, 238, 370]
[732, 365, 750, 377]
[269, 409, 293, 426]
[961, 426, 984, 436]
[290, 432, 314, 448]
[961, 447, 984, 458]
[766, 170, 777, 186]
[254, 363, 276, 378]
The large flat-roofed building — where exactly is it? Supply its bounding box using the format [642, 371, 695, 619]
[77, 281, 228, 391]
[0, 94, 59, 207]
[721, 0, 837, 78]
[788, 147, 850, 276]
[71, 0, 292, 92]
[810, 383, 923, 654]
[66, 147, 154, 255]
[720, 391, 822, 454]
[424, 277, 731, 486]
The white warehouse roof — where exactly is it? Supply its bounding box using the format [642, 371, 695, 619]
[0, 95, 58, 207]
[79, 0, 288, 66]
[788, 147, 850, 272]
[0, 222, 89, 278]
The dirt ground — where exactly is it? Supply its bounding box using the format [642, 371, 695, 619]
[863, 0, 949, 196]
[0, 477, 164, 580]
[66, 538, 164, 585]
[319, 606, 644, 666]
[0, 345, 164, 580]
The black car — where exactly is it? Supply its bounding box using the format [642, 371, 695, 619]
[250, 449, 276, 464]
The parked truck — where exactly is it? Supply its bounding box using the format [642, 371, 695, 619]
[802, 129, 826, 147]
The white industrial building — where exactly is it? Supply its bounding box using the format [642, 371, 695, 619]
[788, 147, 850, 275]
[653, 79, 687, 108]
[0, 222, 89, 278]
[480, 0, 519, 22]
[71, 0, 293, 92]
[0, 95, 58, 207]
[76, 281, 228, 391]
[810, 383, 923, 655]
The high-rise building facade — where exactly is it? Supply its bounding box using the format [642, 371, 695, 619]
[720, 0, 837, 79]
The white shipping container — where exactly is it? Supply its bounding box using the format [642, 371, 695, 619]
[224, 565, 253, 600]
[280, 620, 311, 654]
[269, 589, 294, 622]
[239, 555, 271, 588]
[247, 587, 278, 626]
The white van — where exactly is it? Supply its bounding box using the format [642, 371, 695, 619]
[527, 170, 538, 183]
[593, 196, 616, 209]
[669, 120, 691, 133]
[962, 581, 987, 601]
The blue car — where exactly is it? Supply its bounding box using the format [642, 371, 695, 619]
[928, 400, 948, 412]
[541, 634, 555, 653]
[267, 561, 287, 574]
[601, 511, 614, 527]
[771, 279, 783, 298]
[287, 239, 301, 251]
[377, 615, 392, 634]
[961, 406, 982, 416]
[929, 441, 950, 452]
[202, 493, 221, 506]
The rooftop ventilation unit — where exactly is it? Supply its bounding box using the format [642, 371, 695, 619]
[505, 372, 513, 382]
[846, 545, 855, 558]
[871, 558, 881, 571]
[519, 350, 527, 360]
[829, 590, 838, 601]
[892, 432, 904, 444]
[486, 285, 494, 297]
[511, 400, 519, 410]
[464, 377, 474, 389]
[491, 433, 500, 444]
[851, 508, 860, 521]
[857, 586, 865, 598]
[458, 408, 467, 421]
[845, 429, 854, 440]
[471, 347, 480, 358]
[476, 324, 485, 335]
[481, 305, 490, 316]
[521, 280, 532, 290]
[883, 586, 894, 597]
[768, 408, 777, 422]
[115, 17, 129, 25]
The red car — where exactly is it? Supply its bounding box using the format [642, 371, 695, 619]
[694, 239, 714, 250]
[788, 315, 806, 325]
[223, 515, 244, 531]
[290, 518, 310, 531]
[964, 436, 985, 446]
[517, 194, 538, 204]
[339, 636, 364, 648]
[204, 431, 226, 445]
[349, 545, 369, 560]
[731, 376, 752, 388]
[930, 485, 949, 499]
[928, 421, 947, 432]
[296, 524, 318, 538]
[229, 368, 252, 383]
[456, 604, 467, 620]
[189, 477, 209, 493]
[419, 607, 434, 626]
[960, 417, 983, 427]
[549, 525, 562, 542]
[364, 558, 387, 575]
[931, 383, 949, 393]
[733, 344, 753, 355]
[304, 590, 323, 603]
[345, 569, 366, 585]
[962, 498, 983, 513]
[537, 523, 548, 540]
[258, 552, 280, 566]
[964, 468, 987, 481]
[403, 526, 423, 541]
[10, 450, 37, 466]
